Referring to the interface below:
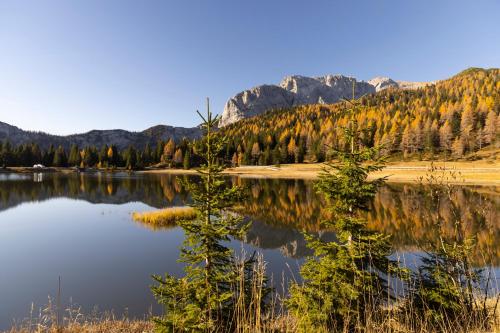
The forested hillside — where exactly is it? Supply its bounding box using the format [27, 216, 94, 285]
[219, 68, 499, 165]
[1, 68, 498, 168]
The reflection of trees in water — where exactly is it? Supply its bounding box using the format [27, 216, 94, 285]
[241, 179, 499, 264]
[234, 178, 324, 232]
[367, 185, 500, 265]
[0, 173, 190, 211]
[231, 178, 499, 264]
[0, 173, 498, 263]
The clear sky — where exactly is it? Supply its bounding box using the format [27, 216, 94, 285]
[0, 0, 499, 135]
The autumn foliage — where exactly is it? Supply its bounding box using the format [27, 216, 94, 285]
[219, 68, 499, 165]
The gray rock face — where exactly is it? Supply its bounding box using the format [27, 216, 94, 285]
[0, 121, 201, 150]
[219, 73, 431, 126]
[368, 77, 432, 92]
[218, 85, 295, 127]
[396, 80, 432, 90]
[220, 74, 376, 127]
[318, 75, 375, 100]
[280, 75, 375, 105]
[368, 77, 399, 92]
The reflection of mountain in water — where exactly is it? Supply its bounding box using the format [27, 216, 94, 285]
[244, 218, 336, 258]
[1, 172, 498, 263]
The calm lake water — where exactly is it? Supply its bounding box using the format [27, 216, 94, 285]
[0, 172, 498, 329]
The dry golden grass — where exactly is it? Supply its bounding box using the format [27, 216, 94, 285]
[4, 297, 155, 333]
[143, 160, 500, 185]
[6, 320, 154, 333]
[7, 299, 500, 333]
[132, 206, 197, 230]
[6, 262, 500, 333]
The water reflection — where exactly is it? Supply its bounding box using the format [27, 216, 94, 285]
[1, 172, 498, 264]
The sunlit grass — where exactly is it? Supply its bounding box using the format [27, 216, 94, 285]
[8, 252, 500, 333]
[8, 287, 500, 333]
[132, 206, 197, 230]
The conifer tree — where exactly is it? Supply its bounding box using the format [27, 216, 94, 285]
[287, 86, 404, 331]
[151, 99, 257, 332]
[52, 146, 68, 167]
[0, 141, 13, 167]
[43, 144, 55, 166]
[82, 146, 98, 167]
[162, 138, 176, 167]
[30, 143, 42, 164]
[173, 148, 183, 166]
[143, 143, 152, 165]
[68, 144, 81, 166]
[155, 140, 165, 164]
[125, 146, 137, 170]
[98, 144, 109, 168]
[484, 110, 497, 145]
[183, 149, 191, 169]
[408, 165, 492, 330]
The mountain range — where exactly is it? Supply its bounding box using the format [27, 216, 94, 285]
[0, 121, 200, 150]
[1, 73, 430, 149]
[218, 74, 430, 126]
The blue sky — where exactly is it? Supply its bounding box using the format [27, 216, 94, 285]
[0, 1, 499, 135]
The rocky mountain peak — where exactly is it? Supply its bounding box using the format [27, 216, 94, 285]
[217, 84, 295, 127]
[368, 77, 399, 92]
[220, 74, 377, 127]
[219, 73, 431, 127]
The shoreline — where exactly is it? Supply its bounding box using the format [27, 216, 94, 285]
[2, 160, 498, 185]
[141, 161, 500, 186]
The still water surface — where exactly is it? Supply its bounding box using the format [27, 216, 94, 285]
[0, 172, 498, 329]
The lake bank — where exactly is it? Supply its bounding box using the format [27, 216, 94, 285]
[3, 160, 499, 185]
[142, 161, 500, 185]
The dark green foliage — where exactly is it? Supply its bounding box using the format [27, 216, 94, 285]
[52, 145, 68, 167]
[151, 99, 258, 332]
[408, 168, 491, 330]
[68, 144, 81, 167]
[124, 146, 138, 170]
[143, 143, 152, 165]
[0, 141, 13, 167]
[183, 149, 191, 169]
[0, 139, 198, 169]
[82, 146, 99, 167]
[412, 241, 482, 325]
[98, 144, 109, 167]
[287, 93, 405, 331]
[43, 144, 55, 166]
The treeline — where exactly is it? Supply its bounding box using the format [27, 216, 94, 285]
[219, 68, 500, 164]
[0, 138, 196, 169]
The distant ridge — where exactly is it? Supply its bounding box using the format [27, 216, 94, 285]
[0, 121, 201, 150]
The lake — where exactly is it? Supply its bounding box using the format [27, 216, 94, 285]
[0, 172, 498, 329]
